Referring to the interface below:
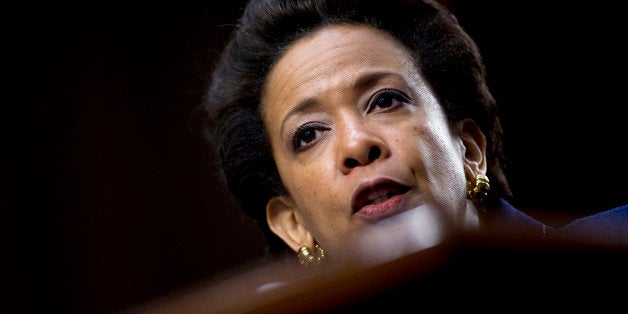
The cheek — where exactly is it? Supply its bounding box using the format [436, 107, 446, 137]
[276, 143, 336, 195]
[417, 127, 461, 174]
[417, 127, 467, 205]
[403, 119, 464, 180]
[280, 162, 327, 206]
[280, 165, 339, 235]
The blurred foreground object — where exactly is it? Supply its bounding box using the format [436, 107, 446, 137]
[127, 228, 627, 313]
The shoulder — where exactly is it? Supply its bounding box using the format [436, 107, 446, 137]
[556, 204, 628, 247]
[483, 198, 550, 238]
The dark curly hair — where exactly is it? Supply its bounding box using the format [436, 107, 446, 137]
[196, 0, 510, 257]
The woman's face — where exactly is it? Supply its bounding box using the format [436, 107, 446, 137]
[261, 24, 486, 260]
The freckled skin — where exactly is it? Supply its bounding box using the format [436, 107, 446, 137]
[261, 24, 483, 258]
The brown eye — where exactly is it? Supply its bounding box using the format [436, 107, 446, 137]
[367, 89, 410, 113]
[298, 128, 316, 143]
[374, 93, 394, 108]
[292, 124, 328, 151]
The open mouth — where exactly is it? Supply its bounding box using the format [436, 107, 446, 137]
[351, 179, 412, 213]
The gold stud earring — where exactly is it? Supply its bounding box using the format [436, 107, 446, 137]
[467, 174, 490, 203]
[297, 243, 325, 267]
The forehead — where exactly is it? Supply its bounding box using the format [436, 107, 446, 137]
[261, 24, 416, 120]
[268, 24, 413, 84]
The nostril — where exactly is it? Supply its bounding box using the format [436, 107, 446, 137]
[344, 158, 359, 168]
[368, 146, 381, 161]
[345, 146, 381, 169]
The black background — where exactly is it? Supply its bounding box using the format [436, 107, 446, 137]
[12, 1, 627, 313]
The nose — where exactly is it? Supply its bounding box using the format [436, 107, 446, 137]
[337, 120, 388, 174]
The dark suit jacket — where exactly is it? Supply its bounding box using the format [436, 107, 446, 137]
[487, 198, 628, 247]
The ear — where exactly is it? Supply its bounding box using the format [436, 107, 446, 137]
[266, 195, 314, 252]
[457, 119, 487, 178]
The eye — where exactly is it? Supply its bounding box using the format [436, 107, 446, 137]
[367, 89, 410, 113]
[292, 123, 329, 151]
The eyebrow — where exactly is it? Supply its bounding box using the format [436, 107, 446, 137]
[278, 71, 402, 137]
[280, 97, 318, 138]
[353, 71, 399, 91]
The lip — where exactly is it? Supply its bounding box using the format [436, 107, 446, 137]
[351, 178, 412, 220]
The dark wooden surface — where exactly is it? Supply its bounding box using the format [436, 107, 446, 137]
[127, 231, 628, 313]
